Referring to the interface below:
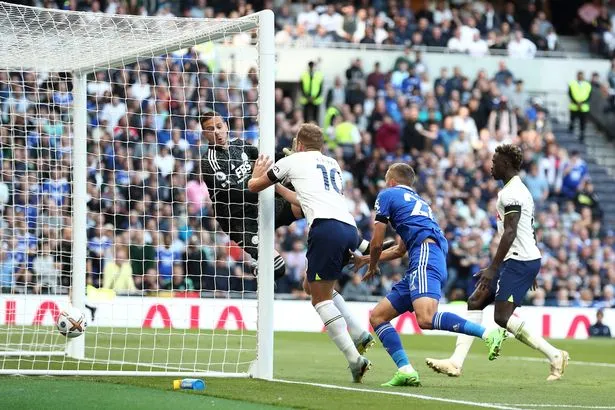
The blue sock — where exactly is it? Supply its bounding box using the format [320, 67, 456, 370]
[432, 312, 486, 339]
[374, 322, 409, 368]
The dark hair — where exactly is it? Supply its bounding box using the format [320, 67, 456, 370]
[387, 163, 416, 186]
[199, 111, 224, 127]
[495, 144, 523, 171]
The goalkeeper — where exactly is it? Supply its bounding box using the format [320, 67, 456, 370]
[199, 111, 388, 281]
[200, 111, 299, 280]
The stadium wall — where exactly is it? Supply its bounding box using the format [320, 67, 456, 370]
[215, 46, 610, 91]
[213, 46, 609, 121]
[1, 295, 611, 340]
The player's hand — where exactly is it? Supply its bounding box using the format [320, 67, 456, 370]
[531, 279, 538, 291]
[349, 253, 369, 272]
[475, 265, 497, 292]
[362, 265, 380, 282]
[253, 154, 273, 178]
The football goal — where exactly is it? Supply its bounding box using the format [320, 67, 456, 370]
[0, 2, 275, 379]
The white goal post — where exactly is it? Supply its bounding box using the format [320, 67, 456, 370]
[0, 2, 274, 379]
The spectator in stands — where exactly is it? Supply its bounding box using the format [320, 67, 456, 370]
[453, 106, 479, 146]
[32, 240, 60, 294]
[494, 60, 514, 85]
[467, 31, 489, 57]
[568, 71, 592, 142]
[299, 61, 324, 123]
[524, 162, 550, 205]
[488, 96, 517, 140]
[562, 150, 589, 200]
[589, 309, 611, 337]
[167, 262, 194, 291]
[509, 79, 529, 111]
[102, 245, 136, 292]
[574, 180, 602, 220]
[342, 273, 371, 302]
[447, 27, 465, 53]
[2, 2, 609, 307]
[280, 239, 306, 295]
[507, 29, 537, 58]
[297, 3, 319, 34]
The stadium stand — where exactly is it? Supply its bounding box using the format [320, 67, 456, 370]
[0, 0, 613, 311]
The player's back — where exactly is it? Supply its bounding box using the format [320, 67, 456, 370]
[272, 151, 355, 228]
[375, 185, 447, 253]
[496, 176, 541, 261]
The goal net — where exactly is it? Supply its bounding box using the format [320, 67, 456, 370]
[0, 2, 275, 378]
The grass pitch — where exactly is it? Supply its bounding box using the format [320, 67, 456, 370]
[0, 331, 614, 409]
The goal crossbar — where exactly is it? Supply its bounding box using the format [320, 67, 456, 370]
[0, 1, 260, 73]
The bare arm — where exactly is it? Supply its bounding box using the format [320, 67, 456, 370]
[477, 207, 520, 290]
[352, 236, 406, 273]
[491, 210, 520, 270]
[275, 184, 300, 207]
[361, 221, 387, 282]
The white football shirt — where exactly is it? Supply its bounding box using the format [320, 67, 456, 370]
[496, 175, 542, 261]
[269, 151, 356, 228]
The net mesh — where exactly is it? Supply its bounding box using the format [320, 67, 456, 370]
[0, 2, 264, 376]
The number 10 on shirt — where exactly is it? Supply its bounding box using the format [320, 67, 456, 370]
[316, 164, 343, 194]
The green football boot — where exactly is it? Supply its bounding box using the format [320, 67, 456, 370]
[485, 328, 507, 361]
[381, 370, 421, 387]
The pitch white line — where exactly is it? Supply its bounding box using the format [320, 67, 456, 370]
[274, 378, 522, 410]
[501, 405, 615, 409]
[504, 356, 615, 368]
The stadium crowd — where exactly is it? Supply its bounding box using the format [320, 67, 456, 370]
[31, 0, 559, 58]
[0, 0, 613, 310]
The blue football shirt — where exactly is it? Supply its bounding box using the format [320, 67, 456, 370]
[374, 185, 448, 254]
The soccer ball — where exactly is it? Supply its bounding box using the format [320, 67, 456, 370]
[56, 307, 87, 338]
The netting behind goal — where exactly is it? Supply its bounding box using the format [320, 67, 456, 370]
[0, 3, 275, 378]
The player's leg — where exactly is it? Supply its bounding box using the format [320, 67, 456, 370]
[426, 279, 497, 376]
[307, 220, 370, 382]
[370, 279, 420, 387]
[303, 274, 374, 354]
[493, 259, 569, 381]
[332, 289, 375, 353]
[411, 242, 505, 359]
[234, 226, 287, 281]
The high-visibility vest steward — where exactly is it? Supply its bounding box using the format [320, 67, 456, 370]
[300, 71, 324, 106]
[568, 80, 591, 112]
[324, 106, 340, 129]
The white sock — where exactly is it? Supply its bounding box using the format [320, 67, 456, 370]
[315, 300, 360, 364]
[357, 239, 369, 254]
[399, 364, 416, 373]
[332, 290, 365, 341]
[449, 310, 482, 368]
[506, 315, 560, 362]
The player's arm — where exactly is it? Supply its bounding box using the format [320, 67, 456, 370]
[248, 155, 275, 193]
[275, 184, 300, 207]
[477, 204, 521, 290]
[363, 220, 386, 282]
[376, 236, 406, 262]
[249, 154, 292, 193]
[362, 192, 393, 281]
[353, 236, 405, 272]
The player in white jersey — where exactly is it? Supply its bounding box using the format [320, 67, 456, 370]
[426, 144, 569, 381]
[248, 123, 371, 382]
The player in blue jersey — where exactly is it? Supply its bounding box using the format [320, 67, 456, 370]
[353, 163, 506, 387]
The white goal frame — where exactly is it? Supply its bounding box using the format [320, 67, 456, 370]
[0, 4, 275, 380]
